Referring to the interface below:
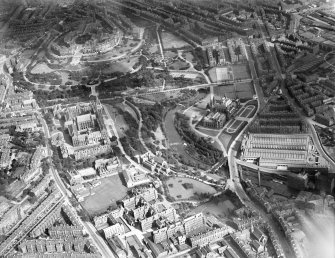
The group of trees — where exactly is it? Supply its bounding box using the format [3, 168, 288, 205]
[12, 71, 35, 91]
[120, 131, 145, 158]
[26, 72, 62, 85]
[34, 85, 91, 107]
[97, 66, 157, 98]
[119, 111, 146, 158]
[174, 112, 223, 165]
[10, 131, 46, 150]
[193, 47, 208, 70]
[140, 103, 164, 132]
[121, 110, 139, 130]
[0, 169, 16, 198]
[192, 192, 212, 201]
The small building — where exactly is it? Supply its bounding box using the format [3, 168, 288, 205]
[122, 166, 151, 188]
[315, 113, 334, 127]
[251, 240, 264, 253]
[77, 167, 97, 178]
[95, 157, 122, 177]
[251, 226, 267, 245]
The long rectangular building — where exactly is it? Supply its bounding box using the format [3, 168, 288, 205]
[241, 133, 328, 169]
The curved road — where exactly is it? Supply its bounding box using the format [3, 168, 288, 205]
[225, 56, 295, 257]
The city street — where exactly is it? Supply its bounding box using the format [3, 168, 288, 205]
[41, 112, 115, 258]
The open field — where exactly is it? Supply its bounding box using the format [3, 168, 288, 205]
[105, 104, 129, 137]
[161, 31, 191, 49]
[188, 199, 235, 218]
[102, 57, 139, 74]
[214, 82, 254, 101]
[170, 72, 202, 80]
[30, 61, 80, 85]
[184, 52, 195, 63]
[82, 174, 128, 215]
[149, 44, 159, 54]
[140, 91, 182, 102]
[58, 70, 79, 85]
[196, 127, 220, 137]
[218, 132, 232, 151]
[6, 180, 26, 198]
[231, 64, 251, 79]
[31, 63, 54, 74]
[166, 177, 217, 199]
[235, 81, 253, 91]
[168, 60, 190, 70]
[122, 102, 139, 121]
[208, 67, 232, 83]
[164, 50, 178, 59]
[324, 146, 335, 164]
[152, 126, 166, 149]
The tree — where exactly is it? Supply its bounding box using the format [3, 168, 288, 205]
[22, 188, 31, 196]
[112, 146, 122, 156]
[77, 209, 91, 222]
[28, 194, 38, 204]
[41, 159, 51, 174]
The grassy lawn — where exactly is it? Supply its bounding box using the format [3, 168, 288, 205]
[105, 104, 129, 137]
[31, 62, 55, 74]
[196, 127, 220, 137]
[166, 177, 217, 199]
[82, 174, 128, 215]
[141, 91, 180, 102]
[324, 146, 335, 163]
[218, 132, 232, 151]
[235, 81, 253, 92]
[208, 67, 231, 83]
[168, 60, 190, 70]
[231, 64, 251, 79]
[164, 50, 178, 59]
[214, 82, 254, 101]
[102, 57, 139, 74]
[161, 31, 191, 49]
[6, 180, 26, 199]
[122, 102, 139, 121]
[184, 52, 195, 64]
[188, 199, 235, 219]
